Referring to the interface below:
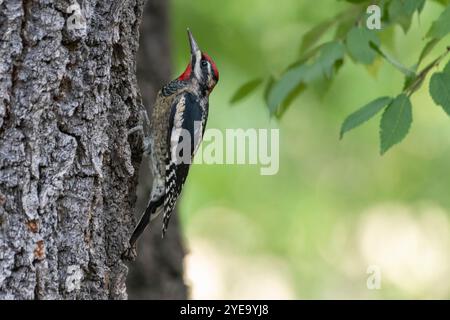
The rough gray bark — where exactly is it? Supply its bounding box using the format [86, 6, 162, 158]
[126, 0, 188, 300]
[0, 0, 146, 299]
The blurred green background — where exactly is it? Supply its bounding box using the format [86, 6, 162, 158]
[169, 0, 450, 299]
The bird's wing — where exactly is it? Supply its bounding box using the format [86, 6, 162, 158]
[163, 92, 204, 235]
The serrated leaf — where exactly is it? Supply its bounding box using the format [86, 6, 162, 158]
[427, 5, 450, 39]
[346, 27, 380, 64]
[430, 72, 450, 116]
[380, 94, 413, 155]
[230, 78, 263, 104]
[267, 41, 344, 113]
[341, 96, 392, 139]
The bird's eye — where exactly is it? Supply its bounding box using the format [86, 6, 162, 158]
[201, 60, 208, 67]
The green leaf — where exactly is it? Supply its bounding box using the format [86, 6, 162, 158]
[417, 0, 427, 13]
[341, 97, 392, 139]
[313, 41, 345, 79]
[321, 7, 365, 42]
[418, 39, 440, 65]
[444, 60, 450, 74]
[230, 78, 263, 104]
[388, 0, 425, 33]
[274, 83, 307, 119]
[313, 59, 344, 97]
[403, 72, 418, 91]
[263, 76, 275, 105]
[267, 41, 344, 113]
[429, 72, 450, 116]
[380, 94, 413, 155]
[346, 27, 380, 64]
[427, 5, 450, 39]
[267, 67, 305, 115]
[300, 20, 334, 54]
[335, 14, 356, 40]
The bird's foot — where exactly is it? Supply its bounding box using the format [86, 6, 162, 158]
[127, 125, 151, 156]
[127, 125, 143, 136]
[121, 243, 137, 261]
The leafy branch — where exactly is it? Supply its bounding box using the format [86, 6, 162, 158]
[230, 0, 450, 154]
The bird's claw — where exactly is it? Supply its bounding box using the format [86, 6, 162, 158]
[121, 244, 137, 261]
[127, 125, 144, 136]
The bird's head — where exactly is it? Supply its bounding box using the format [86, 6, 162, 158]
[178, 29, 219, 93]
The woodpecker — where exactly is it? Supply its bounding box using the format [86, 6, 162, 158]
[128, 29, 219, 248]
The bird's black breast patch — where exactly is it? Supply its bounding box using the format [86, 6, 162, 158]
[163, 92, 205, 235]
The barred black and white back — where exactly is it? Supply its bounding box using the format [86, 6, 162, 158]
[162, 93, 208, 236]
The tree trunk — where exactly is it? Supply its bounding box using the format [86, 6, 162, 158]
[0, 0, 146, 299]
[126, 0, 188, 299]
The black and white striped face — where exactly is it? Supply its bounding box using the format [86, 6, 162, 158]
[191, 48, 202, 80]
[192, 53, 219, 90]
[187, 30, 219, 91]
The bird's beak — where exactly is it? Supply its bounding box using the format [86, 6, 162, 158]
[187, 28, 201, 56]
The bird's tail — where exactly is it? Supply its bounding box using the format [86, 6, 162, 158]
[129, 197, 163, 247]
